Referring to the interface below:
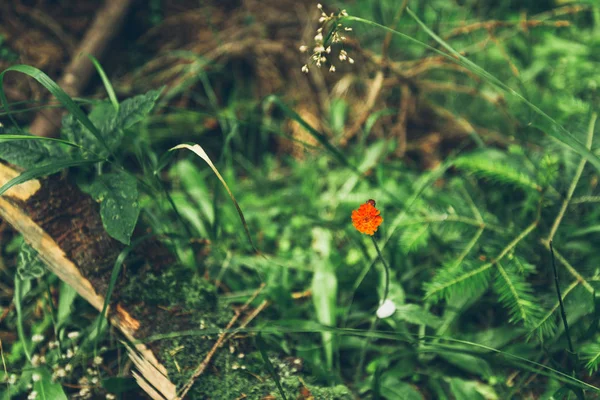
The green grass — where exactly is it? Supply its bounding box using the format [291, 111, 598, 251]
[2, 1, 600, 399]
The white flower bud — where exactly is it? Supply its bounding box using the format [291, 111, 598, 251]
[376, 299, 396, 319]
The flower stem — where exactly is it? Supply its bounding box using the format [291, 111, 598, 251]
[371, 236, 390, 303]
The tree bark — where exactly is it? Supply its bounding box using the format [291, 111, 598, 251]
[0, 163, 178, 400]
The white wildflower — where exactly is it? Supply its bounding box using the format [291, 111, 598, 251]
[314, 32, 323, 42]
[55, 368, 66, 378]
[317, 3, 323, 9]
[376, 299, 396, 319]
[345, 27, 353, 31]
[65, 364, 72, 372]
[27, 391, 38, 400]
[329, 65, 336, 72]
[31, 355, 40, 367]
[348, 57, 355, 64]
[31, 334, 44, 343]
[32, 373, 40, 382]
[299, 45, 308, 53]
[66, 349, 74, 359]
[93, 356, 103, 365]
[106, 395, 116, 400]
[67, 331, 79, 339]
[301, 64, 309, 73]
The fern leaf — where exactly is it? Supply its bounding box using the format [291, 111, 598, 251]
[424, 261, 493, 302]
[493, 262, 543, 328]
[454, 151, 541, 192]
[399, 223, 430, 254]
[582, 343, 600, 374]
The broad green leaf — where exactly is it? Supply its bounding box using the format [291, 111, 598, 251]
[0, 132, 69, 168]
[394, 303, 441, 328]
[85, 172, 140, 245]
[14, 276, 32, 360]
[57, 282, 77, 328]
[117, 89, 162, 130]
[311, 227, 337, 369]
[438, 351, 493, 379]
[62, 89, 161, 157]
[16, 242, 45, 280]
[448, 378, 487, 400]
[380, 376, 423, 400]
[33, 367, 68, 400]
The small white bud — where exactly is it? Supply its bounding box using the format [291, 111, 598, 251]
[317, 3, 323, 9]
[301, 65, 309, 73]
[376, 299, 396, 319]
[67, 331, 79, 340]
[348, 57, 355, 64]
[326, 46, 331, 53]
[329, 65, 336, 72]
[314, 33, 323, 42]
[93, 356, 103, 365]
[32, 373, 40, 382]
[27, 391, 38, 400]
[299, 45, 308, 53]
[32, 334, 44, 343]
[345, 27, 353, 31]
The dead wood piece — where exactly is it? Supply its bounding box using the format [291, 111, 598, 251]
[0, 163, 177, 400]
[29, 0, 133, 138]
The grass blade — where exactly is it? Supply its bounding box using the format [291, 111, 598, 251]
[0, 158, 104, 197]
[169, 143, 258, 253]
[256, 333, 288, 400]
[0, 65, 110, 152]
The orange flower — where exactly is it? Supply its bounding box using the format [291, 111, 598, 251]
[351, 200, 383, 235]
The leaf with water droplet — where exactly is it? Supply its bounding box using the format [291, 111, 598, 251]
[85, 172, 139, 245]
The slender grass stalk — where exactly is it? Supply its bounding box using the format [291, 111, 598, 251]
[371, 237, 390, 304]
[550, 241, 575, 355]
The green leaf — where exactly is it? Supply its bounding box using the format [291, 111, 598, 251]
[0, 65, 109, 153]
[57, 282, 77, 328]
[448, 378, 489, 400]
[493, 262, 543, 328]
[380, 377, 423, 400]
[33, 367, 68, 400]
[255, 333, 288, 400]
[0, 158, 104, 197]
[311, 227, 337, 369]
[438, 351, 493, 380]
[117, 89, 162, 130]
[394, 303, 441, 328]
[425, 261, 493, 301]
[454, 150, 541, 192]
[0, 133, 69, 168]
[62, 89, 161, 157]
[16, 242, 45, 280]
[399, 223, 430, 254]
[85, 172, 140, 245]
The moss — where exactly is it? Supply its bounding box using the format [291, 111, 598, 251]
[119, 268, 352, 398]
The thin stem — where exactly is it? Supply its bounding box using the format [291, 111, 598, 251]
[547, 112, 596, 242]
[371, 236, 390, 303]
[550, 241, 574, 354]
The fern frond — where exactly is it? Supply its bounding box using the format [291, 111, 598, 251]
[400, 223, 430, 254]
[424, 261, 493, 302]
[493, 262, 543, 328]
[528, 280, 580, 341]
[454, 151, 541, 192]
[582, 343, 600, 374]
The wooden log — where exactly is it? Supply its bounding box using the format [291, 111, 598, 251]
[0, 163, 178, 400]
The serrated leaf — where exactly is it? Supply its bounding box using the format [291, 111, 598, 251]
[493, 262, 543, 328]
[117, 89, 162, 130]
[16, 242, 45, 280]
[61, 89, 161, 157]
[424, 261, 493, 301]
[454, 150, 541, 192]
[85, 172, 140, 245]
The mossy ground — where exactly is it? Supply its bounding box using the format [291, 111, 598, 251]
[119, 266, 352, 399]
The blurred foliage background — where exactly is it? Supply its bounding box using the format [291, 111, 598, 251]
[2, 0, 600, 399]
